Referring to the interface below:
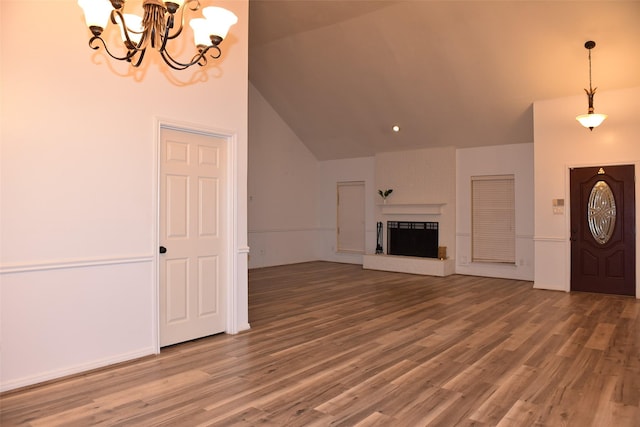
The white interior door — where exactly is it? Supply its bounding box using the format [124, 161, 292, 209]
[160, 128, 227, 347]
[337, 181, 365, 253]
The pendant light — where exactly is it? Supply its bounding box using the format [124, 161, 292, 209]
[576, 41, 607, 130]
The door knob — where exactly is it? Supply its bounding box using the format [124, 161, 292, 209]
[159, 246, 167, 254]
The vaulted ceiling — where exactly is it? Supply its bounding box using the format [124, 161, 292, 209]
[248, 1, 640, 160]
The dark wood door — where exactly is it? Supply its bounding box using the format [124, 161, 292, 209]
[570, 165, 635, 296]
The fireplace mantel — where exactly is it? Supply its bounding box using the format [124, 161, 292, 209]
[379, 203, 446, 215]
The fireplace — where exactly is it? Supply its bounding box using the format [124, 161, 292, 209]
[387, 221, 438, 258]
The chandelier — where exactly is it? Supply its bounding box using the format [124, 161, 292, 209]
[576, 40, 607, 130]
[77, 0, 238, 70]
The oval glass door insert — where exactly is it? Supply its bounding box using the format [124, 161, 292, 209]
[588, 180, 616, 244]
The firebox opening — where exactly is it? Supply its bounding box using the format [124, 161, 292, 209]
[387, 221, 438, 258]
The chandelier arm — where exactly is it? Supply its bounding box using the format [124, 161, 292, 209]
[159, 50, 193, 70]
[110, 7, 120, 26]
[186, 0, 201, 12]
[164, 7, 184, 41]
[159, 14, 177, 54]
[112, 10, 151, 55]
[160, 47, 208, 70]
[207, 45, 222, 60]
[130, 48, 147, 67]
[88, 35, 136, 62]
[191, 45, 222, 63]
[163, 0, 200, 42]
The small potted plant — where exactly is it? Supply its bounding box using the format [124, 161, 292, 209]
[378, 189, 393, 204]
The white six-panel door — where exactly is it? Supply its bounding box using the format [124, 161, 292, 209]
[160, 128, 227, 347]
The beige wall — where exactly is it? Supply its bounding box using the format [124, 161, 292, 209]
[533, 86, 640, 293]
[0, 0, 249, 391]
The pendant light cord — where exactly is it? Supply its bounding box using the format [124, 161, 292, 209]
[588, 48, 593, 92]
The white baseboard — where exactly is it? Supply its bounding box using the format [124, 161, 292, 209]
[235, 323, 251, 334]
[0, 347, 156, 393]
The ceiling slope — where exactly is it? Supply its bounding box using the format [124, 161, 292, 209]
[249, 1, 640, 160]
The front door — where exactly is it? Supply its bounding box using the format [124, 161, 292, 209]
[570, 165, 635, 296]
[160, 128, 227, 347]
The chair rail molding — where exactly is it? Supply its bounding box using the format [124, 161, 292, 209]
[0, 254, 154, 275]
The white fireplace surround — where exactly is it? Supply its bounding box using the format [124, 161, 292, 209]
[365, 203, 454, 277]
[373, 147, 456, 277]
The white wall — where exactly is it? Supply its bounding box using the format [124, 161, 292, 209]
[248, 84, 376, 267]
[248, 83, 320, 268]
[533, 86, 640, 293]
[0, 0, 249, 391]
[456, 143, 534, 280]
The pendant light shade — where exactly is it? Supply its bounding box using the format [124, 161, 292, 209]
[576, 112, 607, 129]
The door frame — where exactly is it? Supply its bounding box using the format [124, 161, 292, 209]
[564, 161, 640, 298]
[152, 117, 240, 353]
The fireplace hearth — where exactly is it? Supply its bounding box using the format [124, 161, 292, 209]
[387, 221, 438, 258]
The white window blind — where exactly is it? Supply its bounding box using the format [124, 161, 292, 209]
[471, 175, 515, 263]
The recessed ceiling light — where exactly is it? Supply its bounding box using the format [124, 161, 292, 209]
[392, 125, 400, 132]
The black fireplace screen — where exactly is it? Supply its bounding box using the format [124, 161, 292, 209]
[387, 221, 438, 258]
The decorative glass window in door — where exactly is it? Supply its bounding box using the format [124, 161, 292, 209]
[588, 180, 616, 244]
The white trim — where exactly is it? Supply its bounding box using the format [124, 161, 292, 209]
[533, 236, 566, 242]
[226, 130, 239, 334]
[0, 255, 153, 275]
[152, 118, 161, 353]
[458, 232, 534, 239]
[248, 227, 318, 234]
[380, 203, 446, 215]
[0, 346, 155, 393]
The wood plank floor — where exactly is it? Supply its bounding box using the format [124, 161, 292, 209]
[2, 261, 640, 426]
